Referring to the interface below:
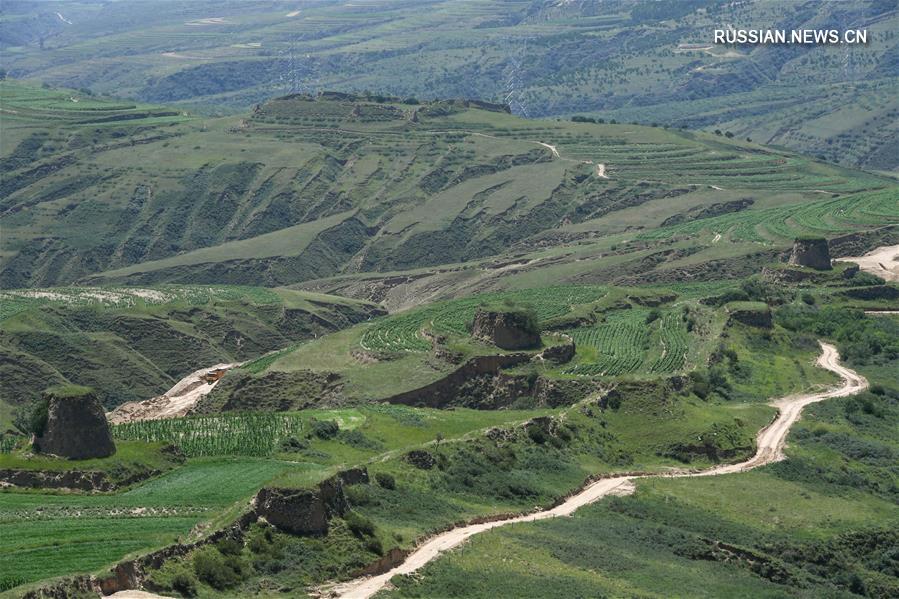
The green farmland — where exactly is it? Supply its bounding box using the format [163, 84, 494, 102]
[0, 11, 897, 596]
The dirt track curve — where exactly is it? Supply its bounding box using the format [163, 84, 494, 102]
[327, 342, 866, 598]
[837, 244, 899, 282]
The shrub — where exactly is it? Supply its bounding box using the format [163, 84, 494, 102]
[345, 511, 376, 538]
[337, 429, 383, 450]
[25, 397, 49, 437]
[345, 484, 375, 506]
[527, 425, 548, 445]
[375, 472, 396, 489]
[311, 419, 339, 439]
[215, 538, 243, 556]
[171, 571, 197, 597]
[280, 436, 309, 451]
[365, 536, 385, 555]
[193, 547, 244, 590]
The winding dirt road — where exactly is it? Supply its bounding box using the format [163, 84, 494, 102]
[327, 342, 865, 598]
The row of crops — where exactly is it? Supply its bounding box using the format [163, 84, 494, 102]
[639, 188, 898, 243]
[112, 413, 305, 457]
[360, 286, 608, 352]
[550, 134, 877, 191]
[564, 308, 691, 377]
[649, 311, 689, 373]
[564, 310, 650, 376]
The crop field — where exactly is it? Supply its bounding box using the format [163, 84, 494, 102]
[0, 285, 281, 321]
[0, 80, 189, 129]
[112, 413, 305, 457]
[565, 310, 651, 376]
[648, 311, 690, 373]
[641, 188, 899, 243]
[360, 286, 607, 353]
[0, 435, 16, 453]
[564, 308, 693, 377]
[0, 459, 292, 588]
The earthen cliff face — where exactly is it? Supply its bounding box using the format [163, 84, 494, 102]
[254, 468, 366, 535]
[35, 389, 116, 459]
[471, 309, 540, 349]
[789, 238, 832, 270]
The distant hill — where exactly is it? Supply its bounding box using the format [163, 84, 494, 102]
[2, 81, 893, 293]
[1, 0, 896, 171]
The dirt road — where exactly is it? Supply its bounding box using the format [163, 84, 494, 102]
[837, 244, 899, 282]
[107, 362, 238, 424]
[535, 141, 560, 158]
[327, 342, 865, 598]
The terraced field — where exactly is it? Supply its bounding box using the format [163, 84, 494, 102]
[564, 308, 692, 377]
[0, 459, 292, 589]
[0, 80, 189, 129]
[4, 1, 895, 172]
[641, 188, 899, 243]
[648, 311, 690, 374]
[565, 310, 651, 376]
[360, 286, 607, 353]
[550, 136, 882, 192]
[4, 81, 890, 290]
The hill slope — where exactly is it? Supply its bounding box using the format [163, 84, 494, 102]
[2, 81, 892, 292]
[0, 285, 382, 428]
[2, 0, 897, 171]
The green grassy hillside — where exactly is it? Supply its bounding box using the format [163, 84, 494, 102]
[2, 81, 892, 292]
[1, 24, 897, 597]
[0, 285, 382, 427]
[2, 230, 897, 597]
[379, 359, 899, 599]
[2, 1, 896, 171]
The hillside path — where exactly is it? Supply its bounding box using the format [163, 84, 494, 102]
[326, 342, 866, 598]
[107, 362, 239, 424]
[837, 244, 899, 282]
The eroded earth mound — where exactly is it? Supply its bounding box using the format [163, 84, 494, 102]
[35, 386, 116, 460]
[471, 309, 541, 350]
